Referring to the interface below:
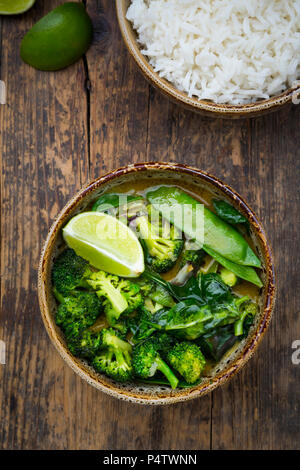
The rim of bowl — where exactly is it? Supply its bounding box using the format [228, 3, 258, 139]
[116, 0, 300, 118]
[38, 162, 276, 405]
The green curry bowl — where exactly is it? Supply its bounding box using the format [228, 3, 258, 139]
[38, 163, 275, 405]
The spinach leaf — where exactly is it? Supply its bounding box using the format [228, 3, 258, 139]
[146, 294, 249, 342]
[144, 269, 233, 305]
[199, 272, 232, 306]
[126, 307, 157, 343]
[198, 324, 238, 361]
[213, 199, 249, 228]
[148, 285, 175, 308]
[170, 276, 204, 303]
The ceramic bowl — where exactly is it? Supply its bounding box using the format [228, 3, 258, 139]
[38, 162, 275, 405]
[116, 0, 300, 119]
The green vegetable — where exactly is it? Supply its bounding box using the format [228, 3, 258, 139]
[126, 307, 157, 343]
[199, 272, 232, 306]
[154, 332, 177, 357]
[52, 248, 92, 295]
[146, 186, 261, 268]
[204, 246, 263, 287]
[136, 276, 175, 309]
[167, 342, 206, 384]
[220, 267, 238, 286]
[132, 337, 179, 389]
[180, 247, 206, 268]
[172, 277, 204, 303]
[87, 271, 143, 326]
[68, 329, 103, 359]
[147, 295, 249, 341]
[135, 206, 184, 273]
[143, 268, 203, 303]
[234, 301, 257, 336]
[213, 199, 249, 227]
[92, 193, 144, 219]
[171, 247, 206, 285]
[93, 328, 133, 382]
[55, 290, 102, 340]
[148, 284, 176, 308]
[197, 325, 238, 361]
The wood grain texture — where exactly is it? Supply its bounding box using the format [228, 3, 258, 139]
[0, 0, 89, 450]
[0, 0, 299, 450]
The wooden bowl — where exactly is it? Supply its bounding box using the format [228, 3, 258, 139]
[116, 0, 300, 119]
[38, 162, 275, 405]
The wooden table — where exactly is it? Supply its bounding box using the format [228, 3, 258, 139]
[0, 0, 299, 450]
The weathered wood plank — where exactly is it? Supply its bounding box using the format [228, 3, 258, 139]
[86, 0, 151, 176]
[211, 107, 300, 450]
[0, 0, 89, 449]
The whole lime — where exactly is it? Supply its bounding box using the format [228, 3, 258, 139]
[20, 2, 93, 71]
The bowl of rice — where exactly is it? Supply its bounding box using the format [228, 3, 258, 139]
[116, 0, 300, 118]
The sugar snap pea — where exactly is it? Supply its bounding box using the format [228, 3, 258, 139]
[204, 246, 263, 287]
[146, 186, 261, 268]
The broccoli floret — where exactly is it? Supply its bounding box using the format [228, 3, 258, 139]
[181, 248, 205, 267]
[132, 337, 179, 389]
[55, 290, 102, 340]
[93, 328, 133, 382]
[119, 279, 143, 313]
[52, 249, 92, 295]
[167, 342, 206, 384]
[135, 207, 183, 273]
[87, 271, 143, 327]
[68, 329, 102, 359]
[234, 301, 257, 336]
[101, 328, 131, 352]
[135, 277, 154, 297]
[154, 332, 177, 357]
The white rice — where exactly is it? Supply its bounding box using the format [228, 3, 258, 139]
[126, 0, 300, 104]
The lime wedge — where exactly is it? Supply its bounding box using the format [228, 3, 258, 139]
[63, 212, 145, 278]
[0, 0, 35, 14]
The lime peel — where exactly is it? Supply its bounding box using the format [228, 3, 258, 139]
[0, 0, 35, 14]
[20, 2, 93, 71]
